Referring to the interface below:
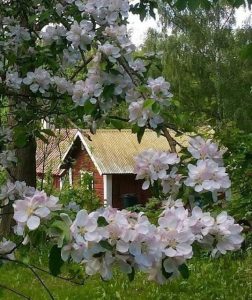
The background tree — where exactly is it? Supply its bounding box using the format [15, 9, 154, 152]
[140, 3, 252, 132]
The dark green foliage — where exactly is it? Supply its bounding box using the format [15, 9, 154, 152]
[97, 216, 109, 227]
[49, 245, 64, 277]
[128, 267, 135, 282]
[59, 173, 101, 212]
[141, 8, 252, 132]
[178, 263, 190, 279]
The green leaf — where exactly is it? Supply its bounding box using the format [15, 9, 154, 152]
[188, 0, 201, 10]
[36, 132, 49, 144]
[240, 43, 252, 60]
[161, 259, 173, 279]
[97, 216, 109, 227]
[174, 0, 188, 10]
[178, 263, 190, 279]
[110, 119, 124, 130]
[102, 84, 115, 100]
[128, 267, 135, 282]
[51, 220, 71, 243]
[132, 124, 139, 134]
[99, 240, 113, 251]
[13, 127, 28, 148]
[83, 101, 96, 115]
[152, 102, 160, 114]
[49, 245, 64, 277]
[143, 99, 155, 109]
[137, 126, 146, 144]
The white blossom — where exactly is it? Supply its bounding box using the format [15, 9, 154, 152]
[134, 149, 180, 190]
[188, 136, 225, 164]
[66, 21, 94, 50]
[40, 24, 66, 45]
[99, 42, 121, 62]
[52, 76, 73, 95]
[13, 191, 61, 232]
[23, 68, 51, 94]
[0, 150, 17, 168]
[184, 159, 231, 192]
[6, 70, 22, 90]
[147, 77, 173, 104]
[0, 238, 16, 260]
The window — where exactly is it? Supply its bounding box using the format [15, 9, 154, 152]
[80, 170, 94, 190]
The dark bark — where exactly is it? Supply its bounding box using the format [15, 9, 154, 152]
[0, 136, 37, 237]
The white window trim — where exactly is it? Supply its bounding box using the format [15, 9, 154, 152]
[103, 174, 112, 207]
[69, 167, 73, 186]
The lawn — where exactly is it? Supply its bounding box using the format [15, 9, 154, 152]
[0, 250, 252, 300]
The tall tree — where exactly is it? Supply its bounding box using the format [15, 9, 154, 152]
[141, 5, 252, 132]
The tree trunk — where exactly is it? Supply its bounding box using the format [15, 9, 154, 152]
[0, 136, 37, 237]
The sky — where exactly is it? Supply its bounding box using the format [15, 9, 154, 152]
[128, 7, 252, 47]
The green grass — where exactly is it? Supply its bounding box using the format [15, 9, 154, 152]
[1, 251, 252, 300]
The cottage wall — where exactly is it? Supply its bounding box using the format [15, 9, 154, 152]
[112, 174, 151, 208]
[71, 139, 104, 202]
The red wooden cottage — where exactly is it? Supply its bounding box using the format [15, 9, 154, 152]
[36, 129, 186, 208]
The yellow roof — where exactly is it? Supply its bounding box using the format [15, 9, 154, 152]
[78, 129, 188, 174]
[36, 129, 188, 176]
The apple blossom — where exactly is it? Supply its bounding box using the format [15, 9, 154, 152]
[40, 24, 67, 45]
[184, 159, 231, 192]
[23, 68, 51, 94]
[66, 20, 94, 50]
[134, 149, 180, 190]
[188, 136, 225, 163]
[0, 238, 16, 260]
[13, 191, 61, 232]
[0, 150, 17, 168]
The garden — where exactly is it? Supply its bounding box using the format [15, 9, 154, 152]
[0, 0, 252, 299]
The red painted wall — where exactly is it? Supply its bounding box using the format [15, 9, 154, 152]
[70, 139, 104, 202]
[38, 138, 152, 208]
[112, 174, 151, 209]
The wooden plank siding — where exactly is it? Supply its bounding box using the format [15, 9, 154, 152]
[67, 138, 104, 203]
[112, 174, 151, 209]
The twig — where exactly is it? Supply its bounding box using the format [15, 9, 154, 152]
[0, 258, 55, 300]
[161, 127, 177, 153]
[29, 267, 55, 300]
[70, 56, 94, 81]
[2, 239, 24, 256]
[0, 283, 31, 299]
[0, 257, 84, 286]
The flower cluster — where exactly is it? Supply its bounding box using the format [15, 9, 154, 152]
[0, 150, 17, 168]
[40, 24, 67, 45]
[0, 180, 35, 206]
[188, 136, 225, 164]
[134, 149, 180, 191]
[184, 159, 231, 192]
[66, 20, 94, 50]
[80, 0, 130, 25]
[185, 136, 231, 193]
[23, 68, 51, 94]
[0, 238, 16, 261]
[147, 77, 173, 104]
[127, 76, 172, 129]
[99, 42, 121, 63]
[128, 99, 164, 128]
[58, 202, 243, 283]
[13, 191, 61, 233]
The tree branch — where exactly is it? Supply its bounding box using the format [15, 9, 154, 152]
[0, 283, 31, 300]
[161, 127, 177, 153]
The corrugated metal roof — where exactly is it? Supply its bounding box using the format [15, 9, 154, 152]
[79, 129, 188, 174]
[36, 129, 188, 176]
[36, 129, 77, 175]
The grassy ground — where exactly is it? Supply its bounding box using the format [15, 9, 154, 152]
[0, 250, 252, 300]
